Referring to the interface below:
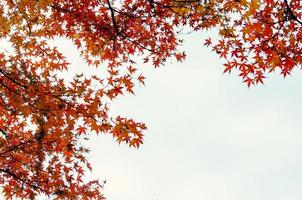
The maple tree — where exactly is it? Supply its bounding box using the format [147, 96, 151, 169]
[0, 0, 301, 199]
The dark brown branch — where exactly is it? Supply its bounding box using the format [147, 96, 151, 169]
[0, 141, 31, 156]
[106, 0, 120, 35]
[0, 168, 45, 192]
[149, 0, 155, 7]
[0, 69, 28, 89]
[284, 0, 302, 25]
[0, 129, 9, 139]
[50, 4, 73, 13]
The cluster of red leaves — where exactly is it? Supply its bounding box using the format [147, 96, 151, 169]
[206, 0, 302, 86]
[0, 0, 300, 199]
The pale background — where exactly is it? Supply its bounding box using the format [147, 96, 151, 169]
[85, 31, 302, 200]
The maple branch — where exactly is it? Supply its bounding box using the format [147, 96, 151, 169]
[122, 35, 161, 53]
[34, 126, 46, 178]
[8, 0, 33, 35]
[0, 94, 17, 114]
[0, 71, 59, 115]
[97, 0, 141, 19]
[261, 20, 286, 44]
[0, 129, 9, 139]
[0, 168, 46, 193]
[106, 0, 120, 35]
[0, 69, 28, 89]
[0, 69, 102, 128]
[148, 0, 155, 10]
[284, 0, 302, 25]
[0, 141, 30, 156]
[50, 4, 73, 13]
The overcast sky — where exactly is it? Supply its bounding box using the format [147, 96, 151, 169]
[41, 30, 302, 200]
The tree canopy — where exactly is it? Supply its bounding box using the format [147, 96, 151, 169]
[0, 0, 301, 199]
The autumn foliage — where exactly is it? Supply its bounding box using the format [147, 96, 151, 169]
[0, 0, 301, 199]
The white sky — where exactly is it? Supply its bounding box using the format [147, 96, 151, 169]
[79, 31, 302, 200]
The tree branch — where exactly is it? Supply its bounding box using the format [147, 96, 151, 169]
[106, 0, 120, 35]
[284, 0, 302, 25]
